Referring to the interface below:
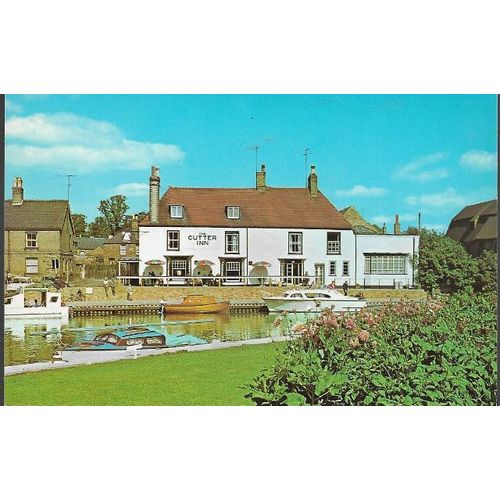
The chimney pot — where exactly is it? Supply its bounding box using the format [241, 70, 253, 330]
[307, 165, 318, 196]
[394, 214, 401, 235]
[256, 164, 267, 191]
[149, 166, 160, 223]
[12, 177, 24, 206]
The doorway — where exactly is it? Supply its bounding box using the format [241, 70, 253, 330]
[314, 263, 325, 287]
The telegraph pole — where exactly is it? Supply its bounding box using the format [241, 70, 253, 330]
[304, 148, 311, 183]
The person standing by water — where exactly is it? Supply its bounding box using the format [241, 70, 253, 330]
[342, 281, 349, 296]
[110, 278, 116, 297]
[127, 284, 133, 301]
[103, 278, 110, 298]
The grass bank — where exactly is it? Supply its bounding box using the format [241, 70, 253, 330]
[5, 343, 285, 406]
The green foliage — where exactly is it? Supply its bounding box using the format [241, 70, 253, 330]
[97, 194, 130, 235]
[71, 213, 87, 237]
[245, 293, 497, 406]
[417, 229, 478, 293]
[476, 250, 497, 293]
[88, 215, 111, 237]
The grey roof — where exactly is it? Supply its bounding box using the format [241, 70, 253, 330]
[447, 199, 497, 244]
[75, 237, 108, 250]
[4, 200, 70, 231]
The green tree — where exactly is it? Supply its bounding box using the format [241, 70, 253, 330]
[71, 213, 87, 237]
[417, 229, 478, 293]
[97, 195, 129, 235]
[88, 216, 111, 237]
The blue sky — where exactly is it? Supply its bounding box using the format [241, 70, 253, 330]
[5, 94, 497, 232]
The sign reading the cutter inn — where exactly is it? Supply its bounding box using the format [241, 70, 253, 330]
[187, 232, 218, 246]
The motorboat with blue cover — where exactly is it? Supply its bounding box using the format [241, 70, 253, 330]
[58, 324, 208, 363]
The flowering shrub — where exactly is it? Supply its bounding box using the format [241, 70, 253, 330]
[245, 293, 497, 405]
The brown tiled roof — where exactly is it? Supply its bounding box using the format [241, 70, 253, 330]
[104, 230, 139, 245]
[141, 187, 352, 229]
[4, 200, 70, 231]
[451, 199, 497, 222]
[464, 215, 497, 242]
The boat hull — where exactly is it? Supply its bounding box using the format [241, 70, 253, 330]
[164, 302, 229, 314]
[263, 297, 367, 313]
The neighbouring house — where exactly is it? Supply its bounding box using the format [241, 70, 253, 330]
[446, 199, 497, 256]
[103, 217, 140, 283]
[74, 237, 108, 279]
[340, 206, 381, 235]
[4, 177, 75, 281]
[134, 165, 419, 288]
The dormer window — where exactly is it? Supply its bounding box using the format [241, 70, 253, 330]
[226, 206, 240, 219]
[170, 205, 184, 218]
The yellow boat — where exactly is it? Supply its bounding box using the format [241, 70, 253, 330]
[164, 295, 230, 315]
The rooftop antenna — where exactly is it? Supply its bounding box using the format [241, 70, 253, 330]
[253, 145, 260, 172]
[304, 148, 311, 184]
[58, 174, 77, 202]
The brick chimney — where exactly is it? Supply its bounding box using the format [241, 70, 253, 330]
[307, 165, 318, 196]
[12, 177, 24, 206]
[149, 166, 160, 223]
[394, 214, 401, 235]
[256, 164, 267, 192]
[131, 214, 139, 232]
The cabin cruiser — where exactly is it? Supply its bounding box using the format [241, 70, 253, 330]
[58, 325, 208, 363]
[263, 288, 367, 313]
[4, 288, 69, 320]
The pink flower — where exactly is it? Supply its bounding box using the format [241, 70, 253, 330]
[273, 317, 282, 327]
[358, 330, 369, 342]
[345, 318, 356, 330]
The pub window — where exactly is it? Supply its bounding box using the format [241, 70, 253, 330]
[120, 245, 126, 256]
[26, 232, 38, 248]
[26, 258, 38, 274]
[288, 232, 303, 254]
[167, 230, 180, 251]
[329, 261, 336, 276]
[170, 205, 184, 218]
[364, 254, 407, 274]
[171, 259, 188, 276]
[51, 258, 59, 270]
[225, 232, 239, 253]
[342, 261, 349, 276]
[226, 206, 240, 219]
[327, 232, 341, 254]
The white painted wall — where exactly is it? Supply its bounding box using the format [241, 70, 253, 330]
[138, 226, 419, 287]
[355, 234, 419, 287]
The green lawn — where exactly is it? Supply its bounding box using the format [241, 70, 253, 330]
[5, 343, 284, 406]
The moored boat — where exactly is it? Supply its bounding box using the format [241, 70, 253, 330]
[164, 295, 229, 314]
[4, 288, 69, 320]
[58, 325, 208, 363]
[263, 289, 367, 313]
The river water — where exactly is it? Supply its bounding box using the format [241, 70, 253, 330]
[3, 312, 305, 366]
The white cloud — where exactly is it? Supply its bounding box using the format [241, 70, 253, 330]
[460, 150, 497, 172]
[5, 112, 185, 172]
[5, 98, 22, 113]
[406, 188, 466, 209]
[111, 183, 149, 197]
[372, 213, 416, 224]
[394, 152, 449, 182]
[335, 184, 387, 197]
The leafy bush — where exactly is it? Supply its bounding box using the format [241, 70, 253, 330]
[245, 293, 497, 405]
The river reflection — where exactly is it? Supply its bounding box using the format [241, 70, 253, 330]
[3, 312, 308, 366]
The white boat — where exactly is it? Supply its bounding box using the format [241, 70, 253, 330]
[4, 288, 69, 320]
[263, 288, 367, 313]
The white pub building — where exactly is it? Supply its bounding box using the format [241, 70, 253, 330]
[134, 165, 419, 287]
